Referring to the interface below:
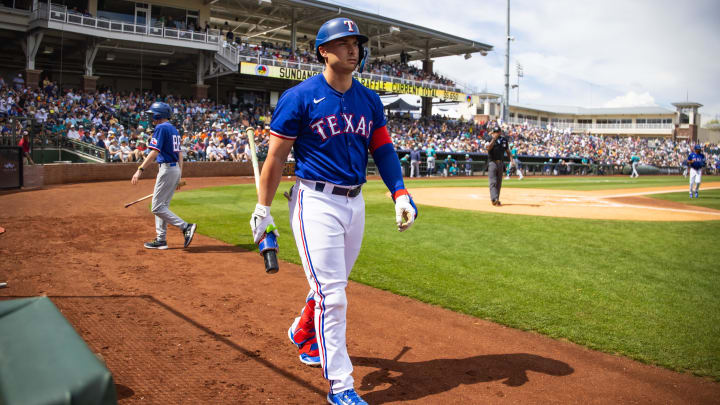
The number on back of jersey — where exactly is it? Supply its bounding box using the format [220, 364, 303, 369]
[172, 135, 181, 152]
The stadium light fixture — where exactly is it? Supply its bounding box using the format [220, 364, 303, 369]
[389, 26, 400, 33]
[464, 53, 472, 60]
[43, 46, 53, 54]
[258, 0, 272, 5]
[159, 59, 169, 66]
[106, 53, 115, 61]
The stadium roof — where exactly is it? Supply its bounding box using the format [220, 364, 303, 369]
[208, 0, 493, 61]
[511, 104, 676, 116]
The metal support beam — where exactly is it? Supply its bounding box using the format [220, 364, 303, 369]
[85, 40, 99, 77]
[203, 54, 234, 81]
[290, 8, 297, 52]
[21, 31, 43, 70]
[197, 52, 206, 85]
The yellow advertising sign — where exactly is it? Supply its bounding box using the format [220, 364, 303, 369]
[240, 62, 469, 101]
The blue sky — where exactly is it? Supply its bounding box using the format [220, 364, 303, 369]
[328, 0, 720, 124]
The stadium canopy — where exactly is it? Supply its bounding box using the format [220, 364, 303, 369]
[384, 98, 420, 111]
[208, 0, 493, 61]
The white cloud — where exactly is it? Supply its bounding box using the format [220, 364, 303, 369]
[604, 91, 657, 108]
[339, 0, 720, 119]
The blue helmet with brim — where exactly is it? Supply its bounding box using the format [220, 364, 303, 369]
[315, 18, 369, 72]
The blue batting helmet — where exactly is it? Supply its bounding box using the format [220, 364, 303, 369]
[146, 102, 172, 120]
[694, 144, 702, 151]
[315, 18, 369, 72]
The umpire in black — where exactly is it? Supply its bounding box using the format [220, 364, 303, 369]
[485, 126, 513, 206]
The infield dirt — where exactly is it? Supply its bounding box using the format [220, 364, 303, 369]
[1, 177, 718, 404]
[411, 182, 720, 221]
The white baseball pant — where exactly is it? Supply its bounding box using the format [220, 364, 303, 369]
[689, 167, 702, 194]
[288, 178, 365, 395]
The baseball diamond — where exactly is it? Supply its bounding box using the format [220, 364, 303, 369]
[1, 0, 720, 403]
[2, 175, 720, 404]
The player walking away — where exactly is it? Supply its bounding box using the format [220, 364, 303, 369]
[630, 154, 640, 178]
[505, 143, 524, 180]
[485, 126, 513, 206]
[131, 102, 196, 250]
[687, 144, 706, 198]
[249, 17, 417, 405]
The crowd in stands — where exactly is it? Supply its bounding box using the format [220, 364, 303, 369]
[2, 76, 719, 172]
[0, 77, 274, 164]
[387, 115, 720, 169]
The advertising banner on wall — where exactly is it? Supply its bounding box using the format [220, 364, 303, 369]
[240, 62, 468, 101]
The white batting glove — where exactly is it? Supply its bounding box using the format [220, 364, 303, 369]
[250, 204, 279, 244]
[394, 194, 416, 232]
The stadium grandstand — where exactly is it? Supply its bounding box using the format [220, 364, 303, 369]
[0, 0, 490, 111]
[0, 0, 718, 177]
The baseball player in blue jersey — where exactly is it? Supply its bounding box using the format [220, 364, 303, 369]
[131, 102, 196, 249]
[249, 18, 417, 405]
[687, 144, 706, 198]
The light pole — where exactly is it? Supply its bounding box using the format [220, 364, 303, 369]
[503, 0, 511, 123]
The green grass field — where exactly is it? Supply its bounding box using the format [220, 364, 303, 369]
[171, 176, 720, 380]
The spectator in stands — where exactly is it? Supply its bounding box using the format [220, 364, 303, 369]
[13, 73, 24, 90]
[96, 133, 107, 150]
[81, 129, 93, 144]
[19, 131, 33, 165]
[119, 140, 133, 163]
[134, 139, 148, 162]
[207, 141, 222, 161]
[108, 139, 122, 162]
[67, 124, 80, 140]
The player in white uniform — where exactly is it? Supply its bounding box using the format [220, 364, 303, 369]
[249, 18, 417, 405]
[687, 144, 706, 198]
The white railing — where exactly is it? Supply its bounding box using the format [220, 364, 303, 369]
[234, 50, 465, 93]
[636, 123, 674, 129]
[507, 120, 674, 131]
[32, 3, 221, 47]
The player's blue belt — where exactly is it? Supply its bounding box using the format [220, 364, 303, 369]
[313, 181, 362, 198]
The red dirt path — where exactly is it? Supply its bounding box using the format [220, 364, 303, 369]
[1, 177, 718, 404]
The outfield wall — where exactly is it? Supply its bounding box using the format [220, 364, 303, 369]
[22, 161, 257, 187]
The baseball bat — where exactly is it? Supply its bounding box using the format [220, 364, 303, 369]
[124, 193, 153, 208]
[125, 181, 186, 208]
[247, 127, 279, 274]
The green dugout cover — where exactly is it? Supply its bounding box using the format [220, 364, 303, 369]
[0, 297, 117, 405]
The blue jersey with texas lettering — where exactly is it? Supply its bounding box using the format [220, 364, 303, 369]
[148, 121, 181, 163]
[688, 152, 706, 170]
[270, 74, 386, 186]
